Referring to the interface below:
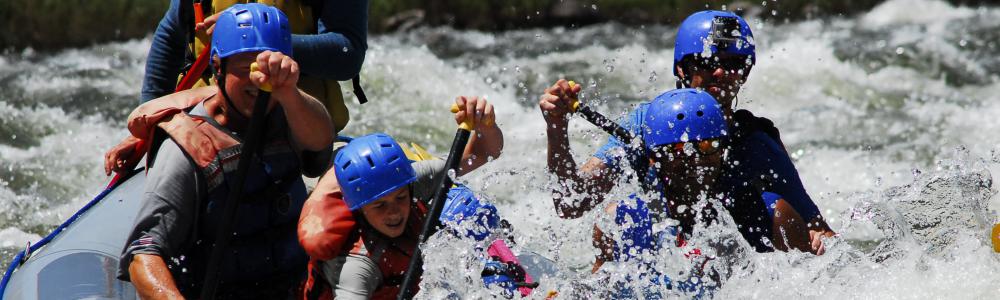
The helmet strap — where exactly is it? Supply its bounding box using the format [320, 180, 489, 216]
[214, 58, 252, 122]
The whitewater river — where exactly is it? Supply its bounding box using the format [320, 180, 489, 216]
[2, 0, 999, 298]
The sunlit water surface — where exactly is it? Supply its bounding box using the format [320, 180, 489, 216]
[2, 0, 1000, 298]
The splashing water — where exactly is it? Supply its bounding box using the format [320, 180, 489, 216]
[2, 0, 1000, 297]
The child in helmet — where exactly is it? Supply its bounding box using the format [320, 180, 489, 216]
[298, 96, 524, 299]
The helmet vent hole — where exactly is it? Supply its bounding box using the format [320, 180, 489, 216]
[696, 111, 704, 117]
[340, 161, 351, 169]
[380, 143, 393, 148]
[389, 155, 400, 163]
[366, 156, 376, 168]
[676, 113, 685, 120]
[262, 12, 270, 24]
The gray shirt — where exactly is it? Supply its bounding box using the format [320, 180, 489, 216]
[117, 103, 332, 281]
[322, 159, 446, 299]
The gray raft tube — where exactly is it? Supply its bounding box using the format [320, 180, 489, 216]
[1, 170, 145, 299]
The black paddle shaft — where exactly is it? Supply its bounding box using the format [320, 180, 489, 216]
[575, 105, 652, 187]
[577, 105, 635, 144]
[200, 90, 271, 300]
[397, 128, 472, 300]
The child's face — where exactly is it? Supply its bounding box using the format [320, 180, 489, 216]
[360, 187, 412, 238]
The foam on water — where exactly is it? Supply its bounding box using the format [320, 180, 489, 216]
[2, 0, 1000, 297]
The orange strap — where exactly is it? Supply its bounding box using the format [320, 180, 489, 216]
[176, 2, 211, 92]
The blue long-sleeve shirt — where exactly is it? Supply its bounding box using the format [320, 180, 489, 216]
[140, 0, 368, 102]
[593, 105, 822, 223]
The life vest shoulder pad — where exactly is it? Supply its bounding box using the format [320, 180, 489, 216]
[298, 175, 358, 260]
[126, 87, 238, 169]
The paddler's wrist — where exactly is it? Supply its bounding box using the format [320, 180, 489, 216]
[271, 87, 304, 107]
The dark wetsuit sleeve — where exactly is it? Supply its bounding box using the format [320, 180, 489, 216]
[744, 131, 821, 221]
[118, 140, 200, 281]
[592, 104, 647, 172]
[291, 0, 368, 80]
[141, 0, 188, 103]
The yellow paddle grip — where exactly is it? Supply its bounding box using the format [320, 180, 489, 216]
[567, 81, 581, 112]
[450, 103, 474, 131]
[450, 102, 494, 130]
[249, 62, 273, 92]
[992, 223, 1000, 253]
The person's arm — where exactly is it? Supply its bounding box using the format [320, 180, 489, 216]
[118, 140, 199, 297]
[252, 51, 335, 152]
[141, 0, 188, 103]
[130, 254, 184, 300]
[452, 96, 503, 175]
[321, 254, 381, 300]
[291, 0, 368, 80]
[538, 80, 624, 219]
[750, 132, 835, 253]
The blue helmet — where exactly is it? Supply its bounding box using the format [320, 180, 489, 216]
[440, 185, 501, 241]
[642, 88, 728, 150]
[673, 10, 755, 77]
[334, 133, 416, 211]
[212, 3, 293, 61]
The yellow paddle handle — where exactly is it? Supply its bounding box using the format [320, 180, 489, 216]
[450, 102, 495, 130]
[992, 223, 1000, 253]
[449, 103, 474, 131]
[567, 81, 581, 113]
[249, 62, 273, 92]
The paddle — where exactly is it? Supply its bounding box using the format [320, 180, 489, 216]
[565, 81, 637, 145]
[397, 103, 476, 300]
[199, 62, 272, 299]
[565, 81, 649, 184]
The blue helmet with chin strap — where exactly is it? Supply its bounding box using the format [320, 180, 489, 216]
[673, 10, 755, 77]
[642, 88, 728, 150]
[211, 3, 293, 61]
[335, 133, 417, 211]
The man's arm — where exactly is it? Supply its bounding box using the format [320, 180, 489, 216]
[119, 140, 199, 297]
[291, 0, 369, 80]
[252, 51, 335, 152]
[539, 80, 620, 219]
[130, 254, 184, 300]
[749, 133, 836, 254]
[141, 0, 188, 103]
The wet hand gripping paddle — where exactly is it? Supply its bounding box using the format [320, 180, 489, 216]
[200, 62, 272, 300]
[397, 103, 477, 300]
